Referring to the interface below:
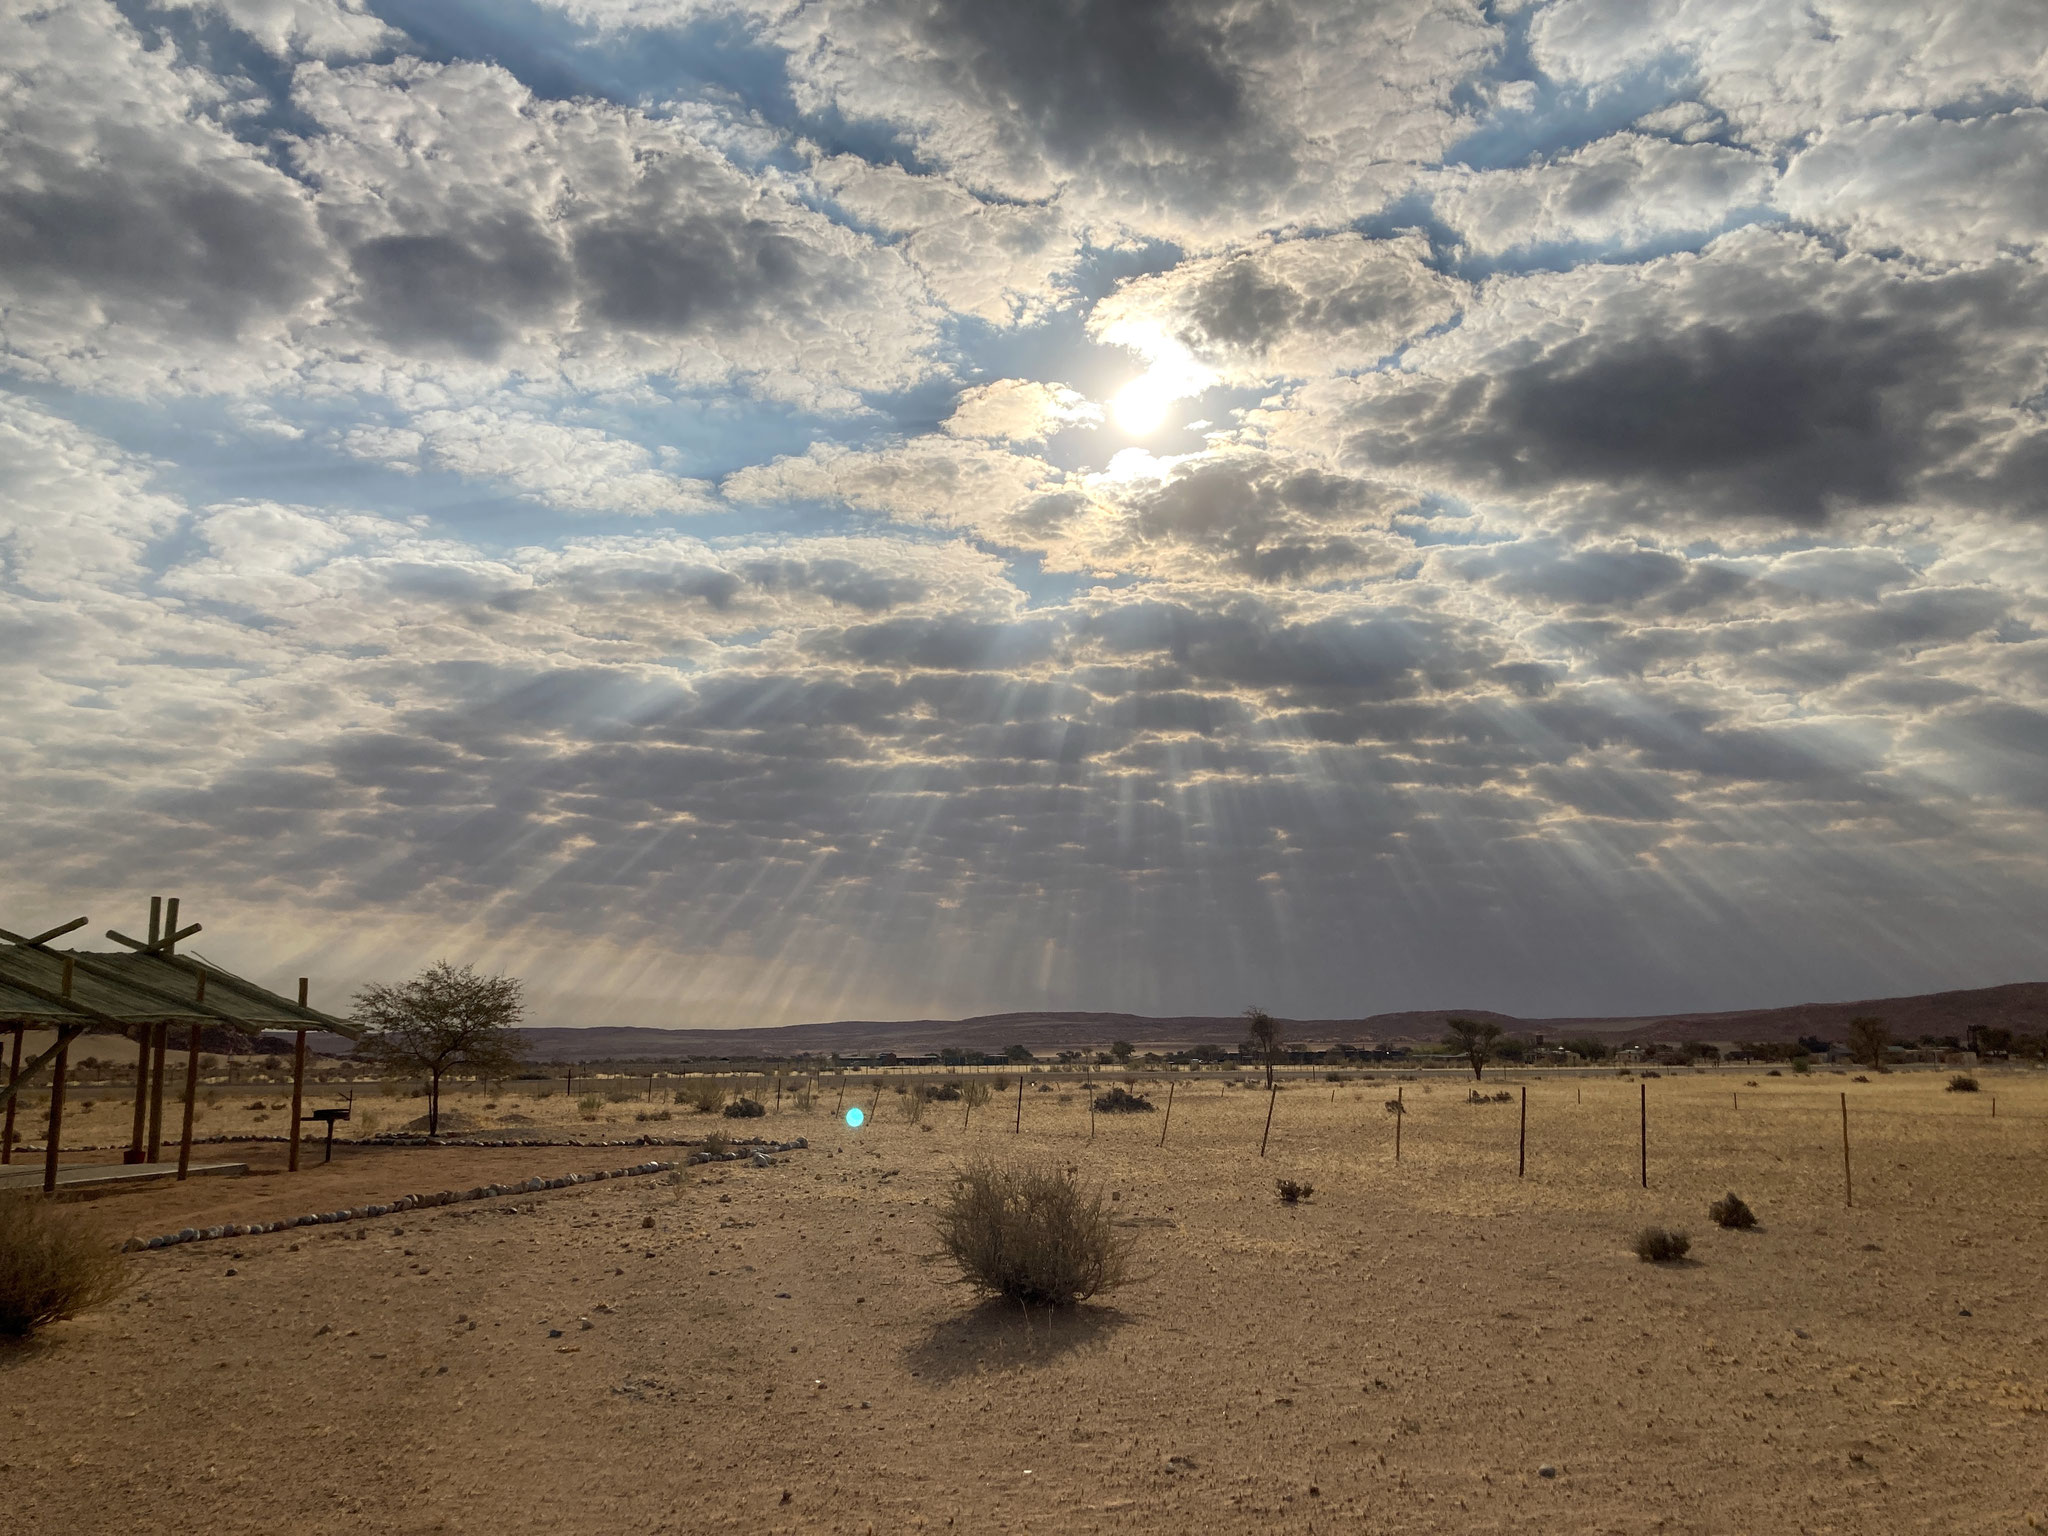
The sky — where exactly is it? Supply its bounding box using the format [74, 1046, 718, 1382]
[3, 0, 2047, 1029]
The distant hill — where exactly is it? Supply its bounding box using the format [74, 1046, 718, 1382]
[508, 982, 2048, 1060]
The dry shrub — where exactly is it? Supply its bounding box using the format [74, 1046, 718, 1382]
[1092, 1085, 1154, 1114]
[935, 1160, 1133, 1307]
[575, 1093, 603, 1121]
[962, 1080, 993, 1111]
[926, 1081, 963, 1102]
[723, 1096, 766, 1119]
[899, 1088, 928, 1125]
[0, 1196, 128, 1339]
[1634, 1227, 1691, 1263]
[676, 1078, 726, 1114]
[1708, 1192, 1756, 1229]
[1947, 1074, 1980, 1093]
[1276, 1179, 1314, 1204]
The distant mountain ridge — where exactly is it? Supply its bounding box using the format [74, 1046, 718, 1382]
[510, 981, 2048, 1060]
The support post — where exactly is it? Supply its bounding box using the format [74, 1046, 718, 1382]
[128, 1023, 150, 1163]
[177, 1023, 201, 1179]
[163, 898, 179, 955]
[42, 1031, 70, 1195]
[288, 1029, 308, 1173]
[1639, 1082, 1648, 1189]
[146, 1021, 168, 1162]
[1, 1024, 21, 1163]
[1395, 1086, 1403, 1162]
[1518, 1084, 1527, 1178]
[1840, 1092, 1853, 1209]
[1014, 1075, 1024, 1133]
[1259, 1083, 1277, 1157]
[148, 896, 162, 950]
[1158, 1080, 1175, 1147]
[833, 1074, 845, 1116]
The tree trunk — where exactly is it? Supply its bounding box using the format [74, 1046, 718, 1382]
[428, 1069, 441, 1135]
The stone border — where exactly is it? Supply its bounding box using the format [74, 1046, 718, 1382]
[119, 1138, 809, 1253]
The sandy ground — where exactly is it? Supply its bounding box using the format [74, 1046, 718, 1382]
[4, 1068, 2045, 1535]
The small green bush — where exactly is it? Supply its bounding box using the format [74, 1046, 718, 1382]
[1708, 1192, 1756, 1229]
[0, 1196, 128, 1338]
[935, 1160, 1134, 1307]
[723, 1096, 766, 1119]
[926, 1081, 963, 1102]
[1947, 1074, 1980, 1093]
[1634, 1227, 1691, 1263]
[576, 1094, 603, 1120]
[1276, 1179, 1314, 1204]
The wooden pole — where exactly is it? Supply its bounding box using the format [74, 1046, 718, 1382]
[1014, 1075, 1024, 1133]
[128, 1023, 150, 1163]
[1639, 1082, 1648, 1189]
[148, 896, 161, 950]
[1, 1024, 21, 1163]
[1518, 1084, 1527, 1178]
[146, 1021, 168, 1161]
[177, 1023, 201, 1179]
[1840, 1092, 1853, 1208]
[1395, 1086, 1403, 1162]
[1158, 1080, 1175, 1146]
[288, 1016, 308, 1174]
[1259, 1083, 1277, 1157]
[163, 897, 179, 955]
[42, 1031, 70, 1195]
[834, 1074, 845, 1116]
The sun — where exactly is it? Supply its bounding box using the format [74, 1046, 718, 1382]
[1111, 373, 1175, 436]
[1096, 324, 1218, 439]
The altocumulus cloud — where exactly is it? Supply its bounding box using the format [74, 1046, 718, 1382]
[1, 0, 2046, 1025]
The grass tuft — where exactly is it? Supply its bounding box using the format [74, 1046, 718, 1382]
[1707, 1192, 1756, 1229]
[1633, 1227, 1691, 1263]
[1946, 1074, 1980, 1093]
[1276, 1179, 1314, 1204]
[935, 1159, 1134, 1307]
[0, 1196, 128, 1339]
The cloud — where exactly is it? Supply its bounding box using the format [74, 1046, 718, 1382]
[1089, 233, 1463, 383]
[0, 2, 339, 392]
[1530, 0, 2048, 147]
[1780, 110, 2048, 262]
[340, 404, 713, 515]
[943, 379, 1102, 444]
[1432, 133, 1772, 256]
[772, 0, 1502, 245]
[156, 0, 400, 57]
[1276, 230, 2048, 531]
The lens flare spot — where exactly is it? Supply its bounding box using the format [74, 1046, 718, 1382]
[845, 1105, 865, 1128]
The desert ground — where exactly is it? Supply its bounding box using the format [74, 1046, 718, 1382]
[4, 1065, 2045, 1535]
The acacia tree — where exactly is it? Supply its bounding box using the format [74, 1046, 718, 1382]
[1444, 1016, 1504, 1080]
[353, 961, 527, 1134]
[1846, 1015, 1890, 1070]
[1242, 1007, 1284, 1090]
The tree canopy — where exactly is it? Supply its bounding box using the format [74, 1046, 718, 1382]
[1443, 1016, 1504, 1080]
[1242, 1006, 1283, 1090]
[352, 961, 527, 1135]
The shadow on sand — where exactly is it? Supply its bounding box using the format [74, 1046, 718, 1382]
[903, 1296, 1129, 1384]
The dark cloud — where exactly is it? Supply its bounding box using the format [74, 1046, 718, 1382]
[0, 142, 331, 342]
[349, 215, 570, 359]
[1326, 240, 2048, 529]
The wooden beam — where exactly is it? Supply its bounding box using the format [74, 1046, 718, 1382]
[42, 1031, 69, 1195]
[148, 896, 161, 949]
[104, 923, 202, 955]
[18, 916, 87, 947]
[1, 1024, 21, 1164]
[177, 1023, 201, 1180]
[0, 927, 325, 1043]
[163, 899, 180, 958]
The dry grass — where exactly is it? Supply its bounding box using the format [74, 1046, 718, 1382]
[676, 1077, 727, 1114]
[1709, 1191, 1757, 1229]
[0, 1195, 128, 1339]
[935, 1159, 1134, 1307]
[1634, 1226, 1692, 1262]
